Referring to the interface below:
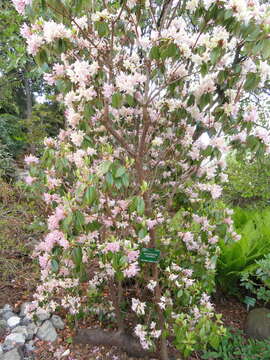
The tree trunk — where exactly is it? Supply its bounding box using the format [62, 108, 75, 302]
[23, 74, 32, 120]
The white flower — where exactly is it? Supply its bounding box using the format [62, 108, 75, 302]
[146, 280, 157, 292]
[132, 298, 146, 315]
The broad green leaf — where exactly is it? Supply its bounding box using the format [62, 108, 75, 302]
[98, 160, 112, 176]
[244, 72, 261, 91]
[115, 166, 126, 178]
[112, 93, 122, 109]
[149, 46, 160, 60]
[51, 259, 59, 273]
[84, 186, 97, 205]
[136, 196, 145, 215]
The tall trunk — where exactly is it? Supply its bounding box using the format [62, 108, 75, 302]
[23, 75, 32, 120]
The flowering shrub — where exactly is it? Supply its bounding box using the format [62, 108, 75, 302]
[14, 0, 270, 358]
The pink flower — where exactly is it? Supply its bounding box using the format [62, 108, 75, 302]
[103, 83, 114, 98]
[43, 73, 56, 85]
[127, 250, 139, 263]
[24, 154, 39, 165]
[25, 175, 36, 185]
[27, 34, 43, 55]
[39, 254, 49, 269]
[20, 23, 32, 38]
[12, 0, 32, 14]
[104, 242, 120, 253]
[124, 262, 139, 278]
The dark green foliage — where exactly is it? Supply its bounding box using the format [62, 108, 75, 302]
[224, 154, 270, 208]
[202, 330, 270, 360]
[0, 114, 26, 157]
[216, 208, 270, 294]
[241, 253, 270, 307]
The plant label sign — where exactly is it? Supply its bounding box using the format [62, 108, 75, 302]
[140, 248, 160, 263]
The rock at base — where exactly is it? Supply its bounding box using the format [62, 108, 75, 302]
[0, 320, 7, 337]
[36, 310, 50, 322]
[245, 307, 270, 340]
[2, 312, 15, 321]
[0, 348, 23, 360]
[4, 333, 26, 349]
[19, 302, 31, 318]
[11, 326, 28, 339]
[36, 320, 57, 342]
[7, 316, 20, 328]
[51, 315, 65, 330]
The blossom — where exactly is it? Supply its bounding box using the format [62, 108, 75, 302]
[24, 154, 39, 165]
[43, 21, 70, 43]
[147, 280, 157, 292]
[132, 298, 146, 315]
[26, 34, 43, 55]
[12, 0, 32, 14]
[127, 250, 139, 263]
[103, 242, 120, 253]
[24, 175, 36, 185]
[134, 324, 151, 350]
[124, 262, 139, 278]
[20, 23, 31, 38]
[70, 130, 85, 147]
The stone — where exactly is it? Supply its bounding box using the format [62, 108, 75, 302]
[4, 333, 26, 348]
[11, 325, 28, 339]
[2, 312, 15, 321]
[26, 323, 37, 340]
[36, 320, 57, 342]
[0, 319, 7, 336]
[36, 310, 50, 322]
[245, 307, 270, 340]
[25, 340, 35, 353]
[0, 348, 23, 360]
[19, 302, 31, 317]
[51, 315, 65, 330]
[21, 316, 31, 326]
[1, 305, 13, 314]
[0, 345, 3, 356]
[7, 316, 20, 328]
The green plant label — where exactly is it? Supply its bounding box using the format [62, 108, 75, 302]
[140, 248, 160, 263]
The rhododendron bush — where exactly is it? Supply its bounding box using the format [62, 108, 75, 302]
[14, 0, 270, 358]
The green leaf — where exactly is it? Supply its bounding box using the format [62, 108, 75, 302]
[62, 213, 73, 233]
[84, 186, 97, 205]
[262, 38, 270, 60]
[149, 46, 160, 60]
[112, 93, 122, 109]
[35, 49, 48, 66]
[115, 166, 126, 178]
[136, 196, 145, 215]
[95, 21, 109, 37]
[161, 43, 178, 59]
[41, 0, 47, 10]
[74, 211, 85, 230]
[125, 94, 135, 106]
[72, 247, 82, 267]
[106, 172, 114, 186]
[122, 173, 129, 187]
[209, 335, 220, 350]
[51, 259, 59, 273]
[98, 160, 112, 176]
[210, 47, 222, 64]
[244, 72, 261, 91]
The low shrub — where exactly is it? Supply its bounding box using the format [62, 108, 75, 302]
[202, 330, 270, 360]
